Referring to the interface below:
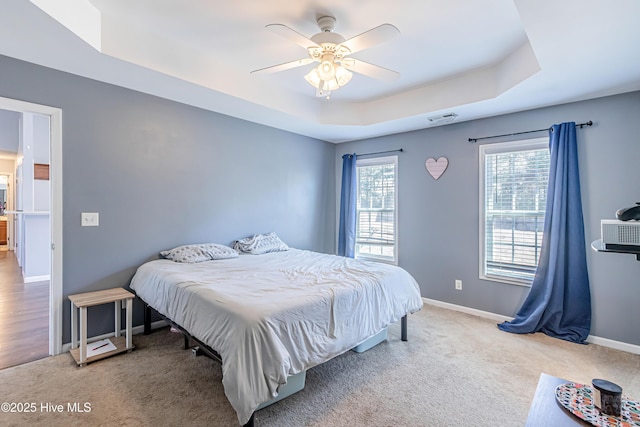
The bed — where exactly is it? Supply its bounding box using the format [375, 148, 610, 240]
[130, 246, 423, 426]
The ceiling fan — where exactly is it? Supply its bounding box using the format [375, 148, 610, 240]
[251, 15, 400, 98]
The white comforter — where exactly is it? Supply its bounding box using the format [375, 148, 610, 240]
[130, 249, 423, 425]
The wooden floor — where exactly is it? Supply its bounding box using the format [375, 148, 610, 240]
[0, 249, 49, 370]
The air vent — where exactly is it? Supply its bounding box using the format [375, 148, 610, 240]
[427, 113, 458, 125]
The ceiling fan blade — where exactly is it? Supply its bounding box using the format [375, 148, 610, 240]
[251, 58, 314, 74]
[339, 24, 400, 55]
[266, 24, 319, 50]
[342, 58, 400, 81]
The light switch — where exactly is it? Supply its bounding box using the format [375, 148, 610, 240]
[81, 212, 99, 227]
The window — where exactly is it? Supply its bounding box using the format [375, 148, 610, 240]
[355, 155, 398, 264]
[479, 138, 550, 285]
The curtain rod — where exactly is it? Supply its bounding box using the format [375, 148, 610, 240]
[352, 148, 404, 157]
[468, 121, 593, 143]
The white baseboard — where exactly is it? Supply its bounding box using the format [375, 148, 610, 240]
[61, 319, 168, 353]
[24, 274, 50, 283]
[422, 297, 514, 323]
[586, 335, 640, 355]
[422, 298, 640, 355]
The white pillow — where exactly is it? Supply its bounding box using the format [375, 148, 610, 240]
[233, 232, 289, 255]
[160, 243, 238, 263]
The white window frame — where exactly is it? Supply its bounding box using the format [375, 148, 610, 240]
[355, 155, 398, 265]
[479, 137, 549, 286]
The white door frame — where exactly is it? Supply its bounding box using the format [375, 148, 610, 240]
[0, 96, 63, 356]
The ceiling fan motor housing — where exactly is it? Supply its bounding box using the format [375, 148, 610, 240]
[310, 31, 346, 47]
[310, 15, 347, 57]
[317, 15, 336, 32]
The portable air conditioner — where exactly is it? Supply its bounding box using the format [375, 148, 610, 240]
[601, 219, 640, 250]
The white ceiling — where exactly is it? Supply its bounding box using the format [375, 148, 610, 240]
[2, 0, 640, 143]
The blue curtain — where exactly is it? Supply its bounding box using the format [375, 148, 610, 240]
[338, 153, 357, 257]
[498, 122, 591, 343]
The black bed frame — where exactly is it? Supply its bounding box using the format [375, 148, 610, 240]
[142, 300, 409, 427]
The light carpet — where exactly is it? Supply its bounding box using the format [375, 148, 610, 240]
[0, 305, 638, 427]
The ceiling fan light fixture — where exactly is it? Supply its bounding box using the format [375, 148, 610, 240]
[304, 67, 322, 88]
[334, 65, 352, 86]
[323, 78, 339, 91]
[305, 63, 352, 93]
[318, 53, 336, 81]
[323, 66, 352, 91]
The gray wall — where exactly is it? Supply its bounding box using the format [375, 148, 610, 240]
[0, 55, 336, 342]
[337, 91, 640, 346]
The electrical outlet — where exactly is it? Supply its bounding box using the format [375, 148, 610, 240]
[455, 279, 462, 290]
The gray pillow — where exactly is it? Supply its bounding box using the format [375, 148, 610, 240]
[233, 232, 289, 255]
[160, 243, 238, 263]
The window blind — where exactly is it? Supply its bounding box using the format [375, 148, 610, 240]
[483, 146, 550, 282]
[356, 158, 397, 262]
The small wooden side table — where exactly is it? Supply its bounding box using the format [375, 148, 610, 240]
[69, 287, 135, 366]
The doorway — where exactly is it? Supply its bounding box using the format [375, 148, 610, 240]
[0, 96, 63, 365]
[0, 174, 10, 250]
